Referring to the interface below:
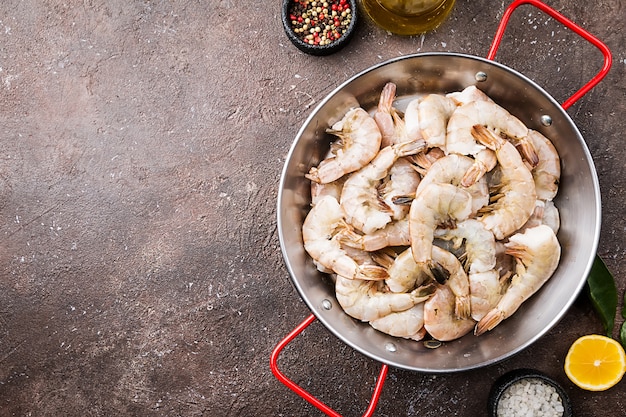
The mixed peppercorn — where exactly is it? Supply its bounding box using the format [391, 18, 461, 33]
[288, 0, 353, 46]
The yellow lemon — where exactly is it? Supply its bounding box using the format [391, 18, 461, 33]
[564, 334, 626, 391]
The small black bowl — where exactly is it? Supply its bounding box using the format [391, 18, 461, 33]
[282, 0, 358, 56]
[488, 369, 573, 417]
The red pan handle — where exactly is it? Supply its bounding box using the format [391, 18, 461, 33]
[270, 314, 389, 417]
[487, 0, 612, 110]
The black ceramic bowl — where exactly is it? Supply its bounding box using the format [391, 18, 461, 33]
[282, 0, 358, 56]
[488, 369, 573, 417]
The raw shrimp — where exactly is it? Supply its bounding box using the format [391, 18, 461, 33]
[519, 200, 561, 234]
[306, 107, 382, 184]
[446, 85, 494, 106]
[369, 304, 427, 341]
[433, 219, 501, 320]
[379, 247, 432, 293]
[475, 225, 561, 335]
[434, 219, 496, 274]
[430, 245, 472, 319]
[460, 149, 497, 187]
[379, 157, 421, 221]
[415, 154, 489, 215]
[407, 146, 446, 176]
[541, 200, 560, 233]
[446, 100, 528, 157]
[302, 195, 388, 280]
[472, 125, 537, 240]
[404, 97, 423, 142]
[339, 217, 410, 252]
[341, 140, 426, 234]
[335, 275, 435, 322]
[424, 284, 476, 342]
[526, 129, 561, 201]
[383, 246, 471, 319]
[467, 269, 503, 322]
[374, 82, 409, 148]
[409, 182, 474, 264]
[310, 177, 345, 206]
[418, 94, 458, 149]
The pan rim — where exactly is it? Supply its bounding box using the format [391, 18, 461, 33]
[277, 51, 601, 372]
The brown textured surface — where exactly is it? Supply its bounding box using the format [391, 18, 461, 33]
[0, 1, 624, 416]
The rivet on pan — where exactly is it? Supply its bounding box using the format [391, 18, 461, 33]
[424, 340, 442, 349]
[385, 342, 397, 353]
[321, 299, 333, 310]
[475, 71, 488, 82]
[540, 114, 553, 126]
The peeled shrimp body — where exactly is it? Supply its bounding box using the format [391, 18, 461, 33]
[306, 107, 382, 184]
[424, 284, 476, 342]
[540, 200, 560, 233]
[446, 100, 528, 157]
[404, 98, 423, 142]
[415, 154, 489, 216]
[335, 275, 434, 322]
[384, 245, 471, 319]
[430, 245, 472, 319]
[434, 219, 496, 274]
[379, 157, 422, 221]
[519, 200, 561, 234]
[339, 217, 410, 252]
[374, 82, 409, 148]
[302, 195, 388, 280]
[341, 140, 426, 234]
[383, 247, 432, 293]
[468, 269, 503, 322]
[417, 94, 458, 149]
[446, 85, 494, 106]
[369, 304, 427, 341]
[434, 219, 502, 320]
[475, 225, 561, 335]
[310, 177, 346, 206]
[472, 125, 537, 240]
[526, 129, 561, 201]
[409, 182, 473, 264]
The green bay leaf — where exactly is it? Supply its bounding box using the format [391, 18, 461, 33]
[586, 255, 617, 337]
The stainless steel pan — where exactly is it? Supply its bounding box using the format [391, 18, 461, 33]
[272, 0, 611, 413]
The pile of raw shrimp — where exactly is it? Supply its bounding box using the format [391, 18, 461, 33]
[302, 83, 562, 343]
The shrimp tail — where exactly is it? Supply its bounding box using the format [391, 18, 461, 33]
[336, 227, 365, 249]
[391, 194, 415, 206]
[305, 167, 323, 183]
[471, 124, 500, 150]
[461, 164, 485, 187]
[369, 248, 396, 269]
[395, 138, 428, 157]
[474, 308, 505, 335]
[377, 82, 396, 113]
[455, 296, 472, 320]
[411, 282, 437, 303]
[515, 140, 539, 168]
[357, 265, 389, 280]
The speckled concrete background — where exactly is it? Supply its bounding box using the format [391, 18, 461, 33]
[0, 1, 624, 416]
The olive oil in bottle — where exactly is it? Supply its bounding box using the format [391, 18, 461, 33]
[361, 0, 456, 36]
